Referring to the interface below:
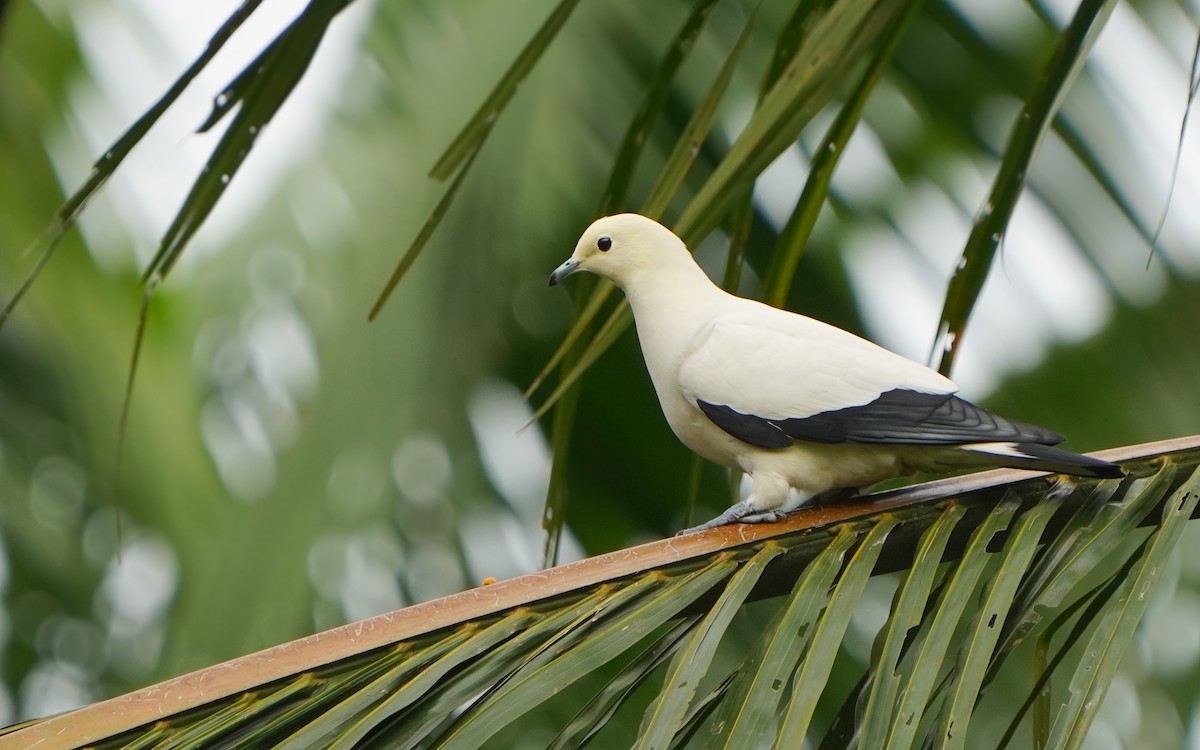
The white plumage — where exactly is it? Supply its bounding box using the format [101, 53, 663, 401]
[549, 214, 1122, 534]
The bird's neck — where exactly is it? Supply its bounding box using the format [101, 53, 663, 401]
[620, 257, 732, 371]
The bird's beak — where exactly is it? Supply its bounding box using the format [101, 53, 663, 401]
[548, 258, 581, 287]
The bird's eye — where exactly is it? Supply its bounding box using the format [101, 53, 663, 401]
[597, 236, 612, 252]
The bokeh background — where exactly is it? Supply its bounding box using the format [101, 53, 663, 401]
[1, 0, 1199, 745]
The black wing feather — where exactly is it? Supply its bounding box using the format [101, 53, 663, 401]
[698, 390, 1062, 449]
[697, 400, 792, 449]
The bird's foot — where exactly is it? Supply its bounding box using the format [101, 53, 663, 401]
[740, 510, 788, 524]
[675, 502, 787, 536]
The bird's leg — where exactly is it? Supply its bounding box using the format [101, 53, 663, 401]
[740, 509, 789, 524]
[676, 500, 761, 535]
[676, 472, 791, 535]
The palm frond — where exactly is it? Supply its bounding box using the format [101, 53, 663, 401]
[932, 0, 1118, 374]
[4, 436, 1197, 749]
[0, 0, 264, 327]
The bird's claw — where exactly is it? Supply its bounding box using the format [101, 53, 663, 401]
[675, 503, 787, 535]
[740, 510, 788, 524]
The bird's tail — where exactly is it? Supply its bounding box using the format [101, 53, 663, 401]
[963, 442, 1124, 479]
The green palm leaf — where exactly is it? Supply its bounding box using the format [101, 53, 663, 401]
[932, 0, 1117, 374]
[0, 0, 264, 327]
[3, 437, 1196, 749]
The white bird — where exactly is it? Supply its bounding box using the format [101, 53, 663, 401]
[549, 214, 1123, 535]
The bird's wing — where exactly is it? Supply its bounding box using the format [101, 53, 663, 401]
[678, 308, 1061, 449]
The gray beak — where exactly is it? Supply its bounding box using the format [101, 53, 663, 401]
[548, 258, 581, 287]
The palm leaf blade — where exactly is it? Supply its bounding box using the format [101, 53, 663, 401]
[641, 7, 759, 222]
[429, 559, 738, 749]
[674, 0, 900, 245]
[716, 525, 861, 747]
[933, 0, 1118, 373]
[3, 438, 1196, 750]
[856, 503, 967, 748]
[293, 613, 533, 749]
[548, 616, 701, 750]
[382, 586, 629, 748]
[636, 544, 783, 748]
[596, 0, 723, 214]
[427, 0, 583, 181]
[885, 495, 1022, 750]
[775, 513, 900, 746]
[989, 470, 1177, 680]
[144, 0, 348, 284]
[934, 496, 1058, 749]
[1048, 464, 1200, 750]
[0, 0, 265, 327]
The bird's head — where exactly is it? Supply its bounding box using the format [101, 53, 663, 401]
[548, 214, 690, 288]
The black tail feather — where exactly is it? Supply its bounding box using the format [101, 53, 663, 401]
[1008, 442, 1125, 479]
